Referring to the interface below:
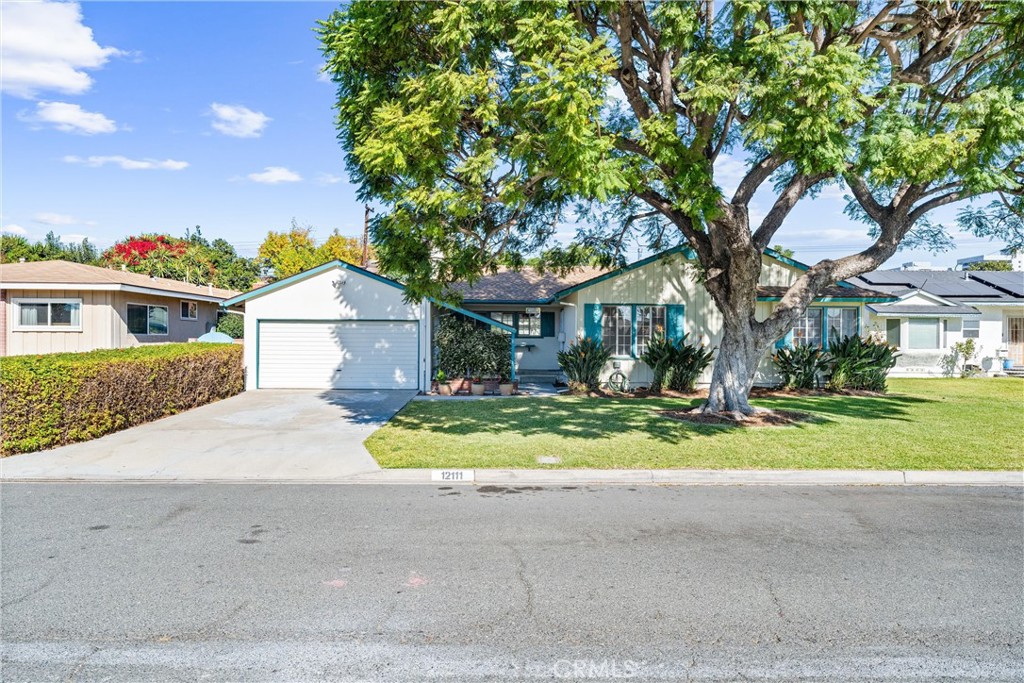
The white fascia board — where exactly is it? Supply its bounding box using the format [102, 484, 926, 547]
[1, 282, 227, 303]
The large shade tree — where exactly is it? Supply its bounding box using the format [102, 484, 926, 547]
[320, 1, 1024, 415]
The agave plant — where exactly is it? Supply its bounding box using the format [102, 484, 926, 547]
[826, 335, 898, 392]
[773, 344, 829, 390]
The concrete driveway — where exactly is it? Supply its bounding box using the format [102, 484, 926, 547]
[0, 390, 416, 481]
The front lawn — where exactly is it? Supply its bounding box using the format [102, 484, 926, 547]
[365, 378, 1024, 470]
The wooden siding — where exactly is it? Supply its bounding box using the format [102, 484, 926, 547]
[3, 289, 221, 356]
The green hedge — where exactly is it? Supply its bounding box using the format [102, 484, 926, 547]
[0, 343, 243, 455]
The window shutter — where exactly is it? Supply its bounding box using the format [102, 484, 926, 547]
[540, 311, 555, 338]
[583, 304, 602, 343]
[666, 305, 685, 343]
[775, 330, 794, 350]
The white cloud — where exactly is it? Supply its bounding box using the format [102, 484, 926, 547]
[315, 172, 344, 186]
[20, 101, 118, 134]
[316, 65, 332, 84]
[2, 224, 28, 235]
[247, 166, 301, 184]
[59, 233, 89, 244]
[713, 154, 750, 198]
[209, 103, 270, 138]
[1, 1, 123, 98]
[33, 212, 77, 226]
[63, 155, 189, 171]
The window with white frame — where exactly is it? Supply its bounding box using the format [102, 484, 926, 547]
[602, 305, 633, 357]
[517, 313, 541, 337]
[180, 301, 198, 320]
[127, 304, 169, 336]
[792, 308, 824, 347]
[962, 318, 980, 339]
[489, 312, 514, 327]
[14, 298, 82, 331]
[635, 305, 666, 356]
[826, 308, 858, 344]
[907, 318, 940, 349]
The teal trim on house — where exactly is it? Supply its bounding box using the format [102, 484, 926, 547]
[666, 304, 685, 343]
[222, 260, 406, 307]
[583, 303, 602, 343]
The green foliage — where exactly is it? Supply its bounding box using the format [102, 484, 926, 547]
[435, 314, 512, 380]
[101, 227, 259, 291]
[216, 313, 244, 339]
[966, 259, 1013, 271]
[320, 3, 1024, 300]
[773, 344, 829, 390]
[1, 231, 98, 264]
[640, 334, 715, 393]
[257, 220, 369, 281]
[942, 339, 979, 378]
[0, 344, 243, 455]
[825, 336, 899, 392]
[557, 337, 611, 393]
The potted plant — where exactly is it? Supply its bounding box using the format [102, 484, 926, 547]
[483, 374, 500, 394]
[435, 370, 452, 396]
[470, 375, 485, 396]
[499, 374, 515, 396]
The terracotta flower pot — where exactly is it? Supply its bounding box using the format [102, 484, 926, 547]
[470, 382, 486, 396]
[438, 383, 453, 396]
[448, 378, 469, 394]
[499, 382, 515, 396]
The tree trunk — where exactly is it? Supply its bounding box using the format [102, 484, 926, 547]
[701, 316, 769, 417]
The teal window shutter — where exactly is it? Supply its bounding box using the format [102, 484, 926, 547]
[666, 305, 685, 343]
[775, 330, 794, 350]
[583, 304, 602, 343]
[540, 311, 555, 338]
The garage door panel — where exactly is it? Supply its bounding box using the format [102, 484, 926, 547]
[258, 321, 419, 390]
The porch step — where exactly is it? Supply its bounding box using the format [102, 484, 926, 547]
[518, 370, 563, 383]
[1006, 367, 1024, 378]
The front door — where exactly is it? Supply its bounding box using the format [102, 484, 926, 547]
[1008, 317, 1024, 367]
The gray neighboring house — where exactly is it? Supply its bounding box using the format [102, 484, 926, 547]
[0, 260, 239, 357]
[852, 269, 1024, 375]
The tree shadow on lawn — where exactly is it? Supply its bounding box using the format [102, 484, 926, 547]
[390, 392, 933, 444]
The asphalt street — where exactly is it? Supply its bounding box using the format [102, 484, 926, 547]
[1, 484, 1021, 682]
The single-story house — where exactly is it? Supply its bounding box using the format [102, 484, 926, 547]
[852, 269, 1024, 375]
[0, 260, 239, 357]
[221, 247, 891, 391]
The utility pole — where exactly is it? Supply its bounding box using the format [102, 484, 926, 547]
[361, 206, 371, 268]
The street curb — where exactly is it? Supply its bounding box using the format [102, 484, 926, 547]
[3, 469, 1020, 486]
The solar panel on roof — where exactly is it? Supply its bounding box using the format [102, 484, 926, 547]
[966, 271, 1024, 297]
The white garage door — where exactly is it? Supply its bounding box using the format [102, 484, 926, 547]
[258, 321, 419, 389]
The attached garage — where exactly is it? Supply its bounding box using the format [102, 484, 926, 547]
[257, 320, 419, 389]
[223, 261, 430, 392]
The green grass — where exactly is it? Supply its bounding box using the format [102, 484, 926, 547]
[365, 378, 1024, 470]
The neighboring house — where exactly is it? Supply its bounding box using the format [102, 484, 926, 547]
[852, 269, 1024, 375]
[0, 260, 239, 357]
[222, 248, 890, 391]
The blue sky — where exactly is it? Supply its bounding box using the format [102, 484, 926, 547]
[1, 1, 1010, 268]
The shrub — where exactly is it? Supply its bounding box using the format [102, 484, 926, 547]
[665, 336, 716, 393]
[557, 337, 610, 393]
[216, 312, 244, 339]
[638, 336, 676, 392]
[773, 344, 829, 390]
[826, 335, 899, 391]
[435, 314, 511, 379]
[0, 343, 243, 455]
[641, 334, 716, 393]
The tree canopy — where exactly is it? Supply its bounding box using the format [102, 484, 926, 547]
[257, 221, 371, 280]
[321, 0, 1024, 413]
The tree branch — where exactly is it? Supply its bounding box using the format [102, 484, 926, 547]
[751, 172, 834, 251]
[731, 155, 785, 206]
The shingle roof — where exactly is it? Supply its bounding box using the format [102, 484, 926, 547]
[450, 266, 610, 302]
[0, 260, 239, 300]
[756, 284, 892, 300]
[867, 303, 981, 317]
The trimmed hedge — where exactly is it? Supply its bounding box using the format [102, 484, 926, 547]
[1, 343, 243, 455]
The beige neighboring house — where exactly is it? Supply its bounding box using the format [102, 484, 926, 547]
[0, 260, 239, 357]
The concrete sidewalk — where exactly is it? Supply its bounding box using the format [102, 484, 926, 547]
[4, 466, 1019, 486]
